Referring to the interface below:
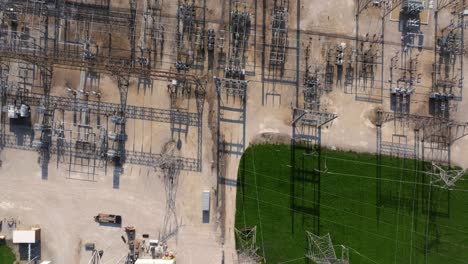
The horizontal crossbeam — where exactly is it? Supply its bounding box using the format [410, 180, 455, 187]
[1, 133, 199, 172]
[292, 108, 337, 128]
[3, 92, 199, 126]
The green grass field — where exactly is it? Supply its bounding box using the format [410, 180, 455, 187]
[235, 144, 468, 263]
[0, 244, 15, 264]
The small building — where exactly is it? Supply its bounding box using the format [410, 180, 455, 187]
[202, 190, 210, 223]
[12, 226, 41, 261]
[13, 227, 40, 243]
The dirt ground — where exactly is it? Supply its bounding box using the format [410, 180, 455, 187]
[1, 0, 468, 263]
[0, 147, 221, 263]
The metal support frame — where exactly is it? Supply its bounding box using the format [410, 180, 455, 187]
[176, 0, 206, 70]
[0, 62, 10, 161]
[215, 0, 251, 204]
[0, 0, 207, 177]
[344, 48, 355, 91]
[35, 65, 53, 180]
[137, 0, 162, 90]
[214, 76, 247, 206]
[0, 1, 204, 81]
[214, 77, 247, 155]
[303, 70, 321, 111]
[375, 110, 468, 239]
[54, 118, 104, 181]
[289, 40, 337, 235]
[373, 5, 466, 249]
[107, 75, 129, 189]
[354, 0, 403, 103]
[268, 0, 288, 73]
[195, 85, 205, 171]
[389, 50, 419, 115]
[226, 0, 251, 79]
[324, 47, 335, 92]
[375, 111, 429, 253]
[2, 89, 200, 125]
[399, 0, 425, 49]
[431, 0, 465, 118]
[290, 108, 336, 236]
[375, 110, 468, 166]
[306, 232, 349, 264]
[0, 81, 203, 172]
[168, 76, 192, 145]
[264, 0, 289, 105]
[302, 42, 322, 110]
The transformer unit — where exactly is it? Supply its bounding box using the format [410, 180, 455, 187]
[7, 103, 30, 119]
[429, 92, 454, 118]
[402, 0, 424, 15]
[390, 87, 414, 114]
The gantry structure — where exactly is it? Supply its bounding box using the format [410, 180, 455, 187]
[0, 0, 206, 185]
[290, 42, 337, 235]
[431, 0, 465, 117]
[374, 109, 468, 254]
[263, 0, 290, 105]
[214, 0, 252, 203]
[354, 0, 406, 103]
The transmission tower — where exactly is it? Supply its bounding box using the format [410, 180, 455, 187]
[306, 232, 349, 264]
[235, 226, 263, 264]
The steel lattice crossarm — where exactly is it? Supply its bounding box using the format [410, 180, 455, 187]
[421, 119, 468, 144]
[375, 110, 468, 144]
[292, 108, 337, 128]
[125, 150, 199, 172]
[214, 77, 247, 104]
[375, 110, 410, 125]
[3, 91, 200, 126]
[375, 110, 432, 127]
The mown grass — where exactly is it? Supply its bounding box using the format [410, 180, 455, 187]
[0, 244, 15, 264]
[235, 144, 468, 263]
